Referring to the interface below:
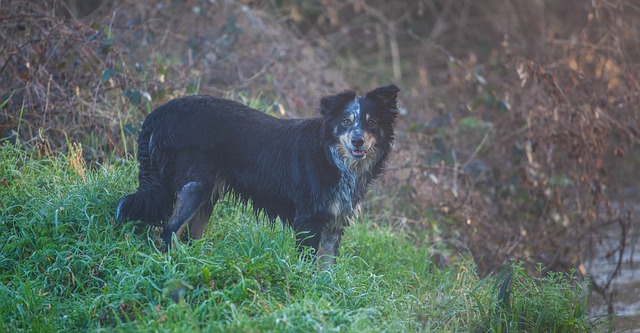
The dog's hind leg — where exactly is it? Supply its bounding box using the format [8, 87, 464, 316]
[161, 181, 213, 249]
[189, 179, 226, 240]
[187, 199, 215, 240]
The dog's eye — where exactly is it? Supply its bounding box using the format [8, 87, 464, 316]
[367, 119, 377, 127]
[342, 119, 352, 126]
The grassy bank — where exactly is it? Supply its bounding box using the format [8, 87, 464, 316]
[0, 144, 596, 332]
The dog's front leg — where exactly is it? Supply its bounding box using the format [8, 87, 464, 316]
[293, 213, 325, 258]
[317, 227, 343, 270]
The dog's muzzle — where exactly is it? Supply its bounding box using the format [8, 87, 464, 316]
[350, 131, 366, 158]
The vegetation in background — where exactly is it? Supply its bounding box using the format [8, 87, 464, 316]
[0, 0, 348, 162]
[2, 0, 639, 329]
[0, 144, 597, 332]
[257, 2, 640, 324]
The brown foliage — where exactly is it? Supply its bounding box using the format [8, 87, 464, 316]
[2, 1, 640, 312]
[266, 0, 640, 295]
[0, 0, 347, 161]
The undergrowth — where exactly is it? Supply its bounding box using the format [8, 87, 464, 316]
[0, 144, 599, 332]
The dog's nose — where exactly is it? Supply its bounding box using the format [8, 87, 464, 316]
[351, 136, 364, 147]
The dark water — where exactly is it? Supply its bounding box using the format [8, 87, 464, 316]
[586, 219, 640, 332]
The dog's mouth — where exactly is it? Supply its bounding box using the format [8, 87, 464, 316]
[350, 149, 366, 158]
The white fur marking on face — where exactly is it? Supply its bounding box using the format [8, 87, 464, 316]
[345, 98, 361, 126]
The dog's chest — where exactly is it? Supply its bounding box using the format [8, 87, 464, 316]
[325, 146, 374, 228]
[327, 170, 364, 228]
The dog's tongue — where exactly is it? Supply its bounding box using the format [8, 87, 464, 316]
[352, 150, 365, 157]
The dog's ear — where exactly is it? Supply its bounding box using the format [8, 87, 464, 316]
[320, 90, 356, 117]
[365, 84, 400, 108]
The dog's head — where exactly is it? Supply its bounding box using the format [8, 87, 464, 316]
[320, 84, 400, 171]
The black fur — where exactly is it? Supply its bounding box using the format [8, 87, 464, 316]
[116, 84, 400, 268]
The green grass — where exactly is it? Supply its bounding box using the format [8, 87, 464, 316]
[0, 144, 599, 332]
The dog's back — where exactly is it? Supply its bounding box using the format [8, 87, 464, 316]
[117, 85, 400, 268]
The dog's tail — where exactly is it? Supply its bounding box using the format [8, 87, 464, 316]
[116, 126, 172, 226]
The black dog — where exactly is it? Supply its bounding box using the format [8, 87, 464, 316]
[116, 84, 400, 268]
